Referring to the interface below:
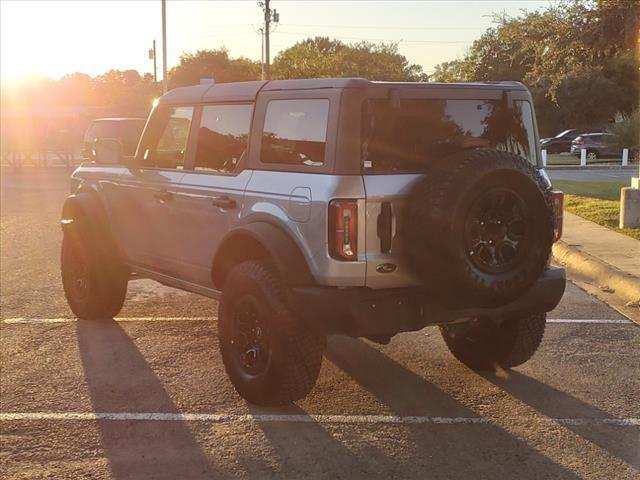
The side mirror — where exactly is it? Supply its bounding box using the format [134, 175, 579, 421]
[93, 138, 123, 165]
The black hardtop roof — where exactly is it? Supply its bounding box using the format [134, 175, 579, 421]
[158, 78, 527, 105]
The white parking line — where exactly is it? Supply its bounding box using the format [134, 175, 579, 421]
[0, 412, 638, 426]
[2, 317, 212, 324]
[546, 319, 631, 324]
[2, 317, 633, 325]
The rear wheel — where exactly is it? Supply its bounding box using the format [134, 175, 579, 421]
[440, 314, 546, 370]
[218, 260, 325, 406]
[586, 150, 598, 161]
[61, 225, 128, 319]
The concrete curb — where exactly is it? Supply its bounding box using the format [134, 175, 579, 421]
[552, 241, 640, 305]
[546, 165, 638, 171]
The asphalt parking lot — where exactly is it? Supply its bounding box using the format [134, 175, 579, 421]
[1, 168, 639, 479]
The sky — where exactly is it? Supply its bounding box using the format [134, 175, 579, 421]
[0, 0, 552, 81]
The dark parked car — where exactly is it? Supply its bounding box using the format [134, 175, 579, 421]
[81, 117, 146, 160]
[540, 128, 602, 154]
[570, 133, 638, 161]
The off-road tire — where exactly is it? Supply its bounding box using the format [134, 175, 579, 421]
[440, 313, 546, 370]
[403, 148, 554, 306]
[218, 260, 325, 406]
[61, 222, 128, 319]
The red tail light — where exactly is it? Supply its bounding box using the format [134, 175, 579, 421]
[329, 200, 358, 261]
[574, 137, 584, 145]
[550, 190, 564, 242]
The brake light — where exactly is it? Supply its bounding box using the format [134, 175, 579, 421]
[550, 190, 564, 242]
[329, 200, 358, 261]
[574, 138, 584, 145]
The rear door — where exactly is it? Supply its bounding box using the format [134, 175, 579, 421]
[170, 103, 255, 286]
[361, 88, 540, 288]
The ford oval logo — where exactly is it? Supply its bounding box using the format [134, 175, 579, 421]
[376, 263, 397, 274]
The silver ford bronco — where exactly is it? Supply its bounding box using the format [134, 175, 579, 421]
[61, 78, 566, 406]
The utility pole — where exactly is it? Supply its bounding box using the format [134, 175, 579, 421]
[161, 0, 168, 93]
[259, 1, 279, 80]
[258, 27, 265, 79]
[149, 40, 157, 84]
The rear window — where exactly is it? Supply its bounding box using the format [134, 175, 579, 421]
[261, 99, 329, 167]
[361, 98, 538, 173]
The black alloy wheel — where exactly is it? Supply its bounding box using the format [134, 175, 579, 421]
[231, 296, 272, 377]
[464, 187, 530, 274]
[66, 243, 91, 303]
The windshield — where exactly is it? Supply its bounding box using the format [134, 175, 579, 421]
[361, 98, 538, 173]
[555, 129, 573, 138]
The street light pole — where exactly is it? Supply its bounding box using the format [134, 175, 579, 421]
[161, 0, 168, 94]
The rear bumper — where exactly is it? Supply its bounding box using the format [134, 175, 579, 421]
[289, 267, 566, 337]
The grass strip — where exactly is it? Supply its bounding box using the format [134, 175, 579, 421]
[564, 194, 640, 240]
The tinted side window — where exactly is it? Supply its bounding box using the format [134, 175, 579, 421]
[261, 99, 329, 166]
[194, 104, 253, 173]
[143, 106, 194, 169]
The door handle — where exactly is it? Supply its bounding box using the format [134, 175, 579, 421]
[211, 195, 236, 209]
[153, 190, 173, 201]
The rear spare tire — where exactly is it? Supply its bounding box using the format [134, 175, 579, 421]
[403, 148, 554, 306]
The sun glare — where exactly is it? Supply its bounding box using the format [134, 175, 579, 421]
[0, 1, 155, 82]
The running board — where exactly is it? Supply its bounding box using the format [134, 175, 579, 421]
[128, 265, 221, 300]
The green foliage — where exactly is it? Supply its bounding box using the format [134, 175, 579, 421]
[564, 194, 640, 240]
[550, 180, 627, 201]
[92, 70, 159, 116]
[606, 109, 640, 152]
[168, 49, 260, 88]
[272, 37, 428, 81]
[431, 0, 640, 134]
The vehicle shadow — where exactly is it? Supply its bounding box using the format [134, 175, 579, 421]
[247, 403, 390, 479]
[481, 370, 640, 469]
[325, 335, 582, 479]
[77, 319, 218, 479]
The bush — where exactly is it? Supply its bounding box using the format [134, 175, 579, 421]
[606, 109, 639, 152]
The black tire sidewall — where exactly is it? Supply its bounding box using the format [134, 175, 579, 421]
[218, 260, 325, 406]
[60, 224, 127, 319]
[219, 268, 289, 404]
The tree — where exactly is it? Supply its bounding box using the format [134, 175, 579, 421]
[92, 70, 159, 116]
[606, 109, 639, 152]
[431, 0, 640, 134]
[272, 37, 428, 81]
[168, 49, 260, 88]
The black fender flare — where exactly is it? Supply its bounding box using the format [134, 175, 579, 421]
[61, 192, 121, 260]
[212, 222, 315, 289]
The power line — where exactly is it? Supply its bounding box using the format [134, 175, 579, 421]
[274, 31, 473, 44]
[281, 23, 485, 31]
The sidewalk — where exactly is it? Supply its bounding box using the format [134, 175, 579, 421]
[553, 211, 640, 307]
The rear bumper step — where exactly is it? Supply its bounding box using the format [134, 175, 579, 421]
[289, 267, 566, 337]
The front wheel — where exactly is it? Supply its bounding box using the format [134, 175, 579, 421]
[218, 260, 325, 406]
[440, 314, 546, 371]
[61, 227, 128, 319]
